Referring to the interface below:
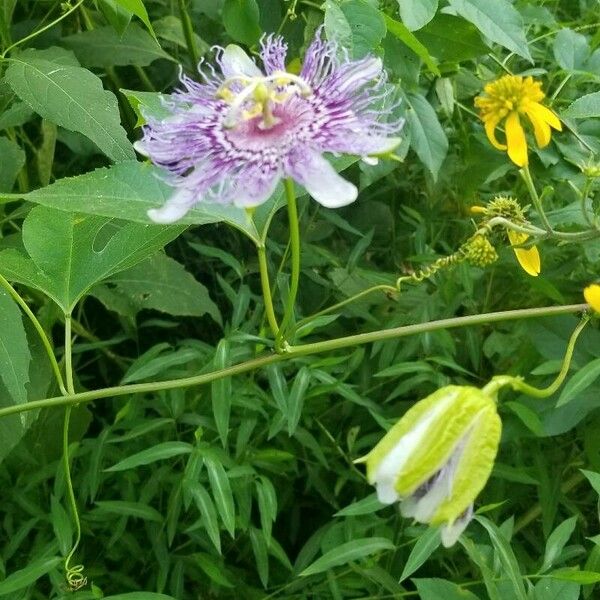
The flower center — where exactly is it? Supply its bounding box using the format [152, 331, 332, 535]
[216, 71, 313, 130]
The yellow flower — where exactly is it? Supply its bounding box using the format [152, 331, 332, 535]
[584, 284, 600, 312]
[507, 230, 540, 277]
[475, 75, 562, 167]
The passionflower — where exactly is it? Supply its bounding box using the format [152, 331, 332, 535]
[474, 75, 561, 167]
[358, 386, 501, 547]
[584, 284, 600, 312]
[135, 32, 403, 223]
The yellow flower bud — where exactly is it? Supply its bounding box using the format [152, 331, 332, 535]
[584, 284, 600, 313]
[357, 386, 501, 547]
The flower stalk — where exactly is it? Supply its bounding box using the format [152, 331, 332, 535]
[277, 178, 301, 347]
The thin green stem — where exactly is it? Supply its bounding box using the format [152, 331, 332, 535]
[483, 315, 590, 398]
[62, 314, 86, 590]
[0, 274, 67, 395]
[0, 303, 588, 419]
[520, 166, 554, 233]
[1, 0, 85, 58]
[277, 179, 301, 344]
[256, 243, 280, 338]
[177, 0, 199, 67]
[296, 284, 398, 329]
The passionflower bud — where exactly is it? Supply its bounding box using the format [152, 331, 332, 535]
[358, 386, 501, 547]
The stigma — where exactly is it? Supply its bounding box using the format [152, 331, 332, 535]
[216, 71, 313, 130]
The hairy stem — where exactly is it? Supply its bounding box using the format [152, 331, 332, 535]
[0, 304, 588, 419]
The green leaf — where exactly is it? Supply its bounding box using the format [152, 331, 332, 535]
[384, 15, 440, 74]
[187, 482, 222, 554]
[399, 528, 441, 582]
[193, 553, 234, 587]
[61, 24, 173, 68]
[287, 366, 311, 435]
[405, 91, 448, 179]
[0, 136, 25, 193]
[0, 287, 30, 406]
[339, 0, 386, 59]
[0, 556, 61, 594]
[4, 48, 135, 162]
[553, 29, 589, 71]
[557, 358, 600, 407]
[475, 516, 528, 600]
[447, 0, 532, 61]
[94, 500, 163, 522]
[324, 0, 353, 50]
[397, 0, 438, 31]
[334, 493, 385, 517]
[121, 89, 171, 126]
[91, 252, 220, 322]
[0, 206, 183, 313]
[105, 441, 193, 472]
[113, 0, 157, 39]
[413, 578, 481, 600]
[300, 537, 395, 576]
[204, 457, 236, 538]
[415, 14, 488, 63]
[222, 0, 261, 45]
[549, 570, 600, 584]
[249, 527, 269, 587]
[103, 594, 178, 600]
[581, 469, 600, 495]
[23, 161, 261, 242]
[534, 577, 580, 600]
[212, 339, 232, 447]
[255, 476, 278, 545]
[563, 91, 600, 119]
[541, 517, 578, 573]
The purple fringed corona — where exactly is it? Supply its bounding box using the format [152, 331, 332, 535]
[135, 31, 403, 223]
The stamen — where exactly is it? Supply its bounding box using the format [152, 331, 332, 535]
[216, 71, 313, 129]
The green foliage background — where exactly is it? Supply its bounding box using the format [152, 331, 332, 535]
[0, 0, 599, 598]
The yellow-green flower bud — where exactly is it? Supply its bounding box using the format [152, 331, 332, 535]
[463, 234, 498, 268]
[358, 386, 501, 547]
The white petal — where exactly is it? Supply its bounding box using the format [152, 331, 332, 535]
[337, 57, 382, 94]
[147, 187, 195, 223]
[287, 152, 357, 209]
[441, 505, 473, 547]
[370, 392, 458, 505]
[221, 45, 262, 79]
[133, 140, 149, 157]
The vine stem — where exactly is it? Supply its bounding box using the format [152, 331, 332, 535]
[277, 178, 301, 345]
[482, 314, 590, 398]
[62, 314, 85, 590]
[0, 0, 86, 58]
[177, 0, 199, 67]
[296, 284, 398, 329]
[0, 273, 67, 395]
[0, 303, 588, 419]
[256, 242, 280, 338]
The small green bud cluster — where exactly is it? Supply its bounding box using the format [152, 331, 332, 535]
[463, 234, 498, 268]
[484, 195, 527, 222]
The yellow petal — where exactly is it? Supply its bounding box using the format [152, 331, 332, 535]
[525, 105, 551, 148]
[484, 116, 507, 150]
[531, 102, 562, 131]
[584, 284, 600, 313]
[507, 230, 540, 276]
[505, 112, 528, 167]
